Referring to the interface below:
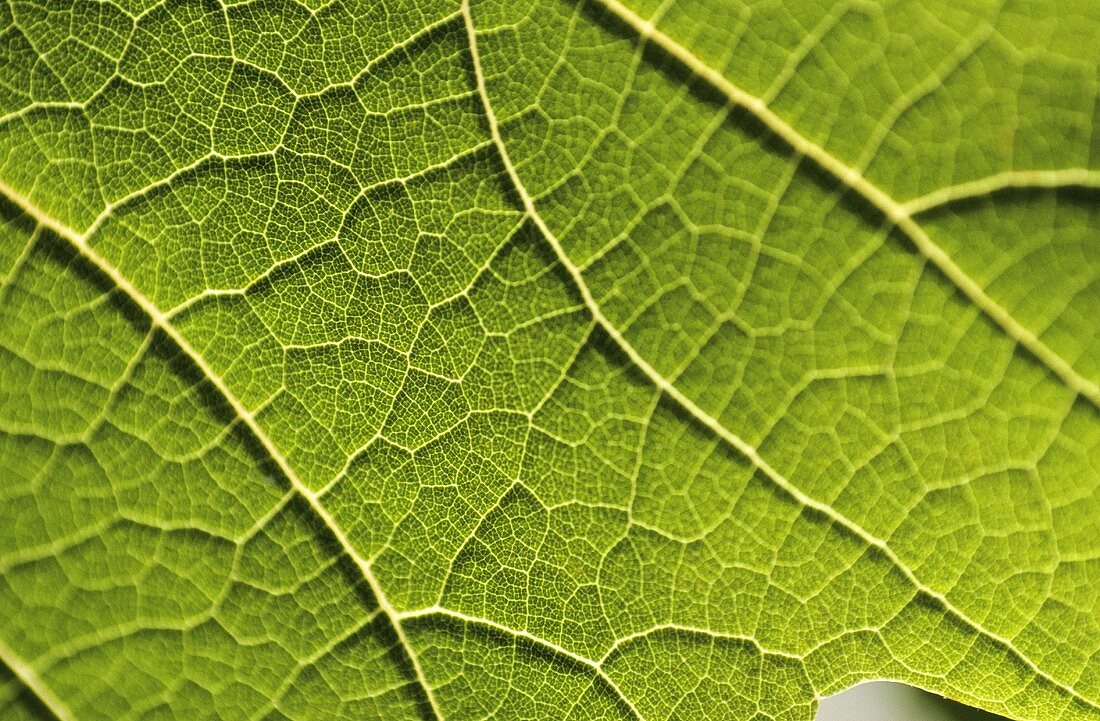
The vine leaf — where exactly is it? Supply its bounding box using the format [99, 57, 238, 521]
[0, 0, 1097, 720]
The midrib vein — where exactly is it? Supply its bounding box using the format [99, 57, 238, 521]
[461, 0, 1098, 712]
[0, 180, 446, 721]
[0, 639, 72, 721]
[589, 0, 1099, 409]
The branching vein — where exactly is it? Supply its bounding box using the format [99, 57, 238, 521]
[461, 0, 1099, 712]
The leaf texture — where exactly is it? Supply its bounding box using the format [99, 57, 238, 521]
[0, 0, 1098, 720]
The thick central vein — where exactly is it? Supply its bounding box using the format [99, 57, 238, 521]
[0, 638, 71, 721]
[587, 0, 1098, 409]
[0, 180, 446, 721]
[461, 0, 1097, 711]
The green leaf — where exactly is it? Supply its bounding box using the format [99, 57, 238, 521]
[0, 0, 1097, 719]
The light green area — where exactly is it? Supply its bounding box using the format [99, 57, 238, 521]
[0, 0, 1097, 719]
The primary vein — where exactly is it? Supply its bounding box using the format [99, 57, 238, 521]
[0, 180, 446, 721]
[0, 638, 72, 721]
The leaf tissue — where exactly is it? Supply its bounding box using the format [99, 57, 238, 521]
[0, 0, 1097, 719]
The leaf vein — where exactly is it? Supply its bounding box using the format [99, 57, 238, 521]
[462, 0, 1099, 710]
[0, 180, 447, 721]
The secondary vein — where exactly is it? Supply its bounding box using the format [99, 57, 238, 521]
[903, 168, 1100, 216]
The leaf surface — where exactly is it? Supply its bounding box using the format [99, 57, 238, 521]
[0, 0, 1098, 719]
